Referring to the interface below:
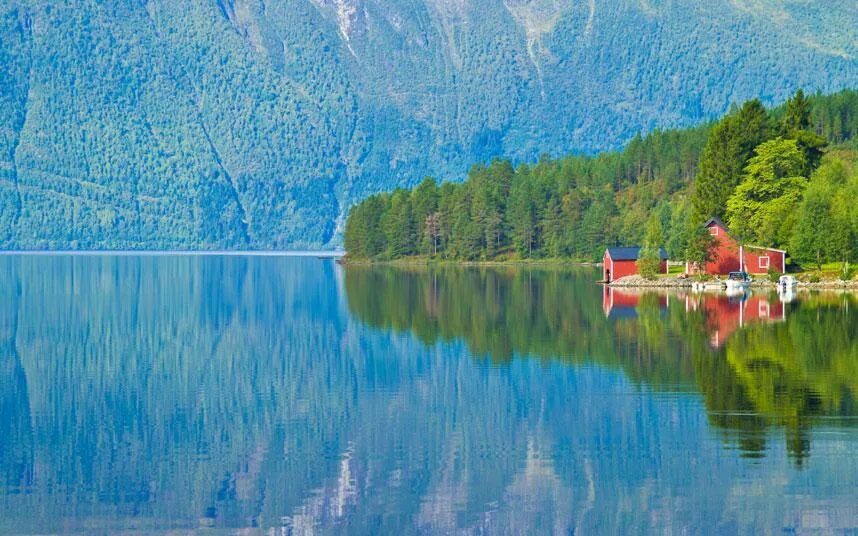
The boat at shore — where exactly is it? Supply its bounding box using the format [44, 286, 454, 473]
[692, 280, 725, 292]
[725, 271, 752, 293]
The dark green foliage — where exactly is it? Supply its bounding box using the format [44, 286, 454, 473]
[789, 159, 858, 267]
[345, 125, 710, 261]
[692, 100, 773, 221]
[638, 214, 664, 280]
[346, 91, 858, 264]
[685, 226, 718, 276]
[784, 89, 813, 132]
[725, 137, 808, 247]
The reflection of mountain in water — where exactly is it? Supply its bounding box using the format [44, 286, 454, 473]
[2, 257, 858, 532]
[345, 266, 858, 464]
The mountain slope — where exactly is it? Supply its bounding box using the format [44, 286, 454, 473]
[1, 0, 857, 249]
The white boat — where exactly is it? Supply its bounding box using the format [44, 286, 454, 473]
[692, 280, 725, 292]
[778, 275, 797, 290]
[725, 271, 752, 293]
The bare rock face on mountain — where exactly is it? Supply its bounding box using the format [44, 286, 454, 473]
[1, 0, 857, 249]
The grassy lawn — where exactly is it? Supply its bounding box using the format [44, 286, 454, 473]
[667, 264, 685, 275]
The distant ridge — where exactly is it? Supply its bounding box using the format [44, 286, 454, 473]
[2, 1, 858, 250]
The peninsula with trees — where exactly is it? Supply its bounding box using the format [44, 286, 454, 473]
[344, 89, 858, 277]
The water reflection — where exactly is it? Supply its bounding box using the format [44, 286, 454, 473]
[345, 265, 858, 464]
[1, 257, 858, 533]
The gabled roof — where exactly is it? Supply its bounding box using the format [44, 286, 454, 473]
[606, 246, 668, 261]
[703, 217, 729, 231]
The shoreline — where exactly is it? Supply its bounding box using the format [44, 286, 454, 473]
[338, 256, 599, 268]
[0, 250, 345, 257]
[341, 257, 858, 288]
[608, 274, 858, 290]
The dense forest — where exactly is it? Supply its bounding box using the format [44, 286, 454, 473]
[3, 1, 858, 249]
[345, 89, 858, 267]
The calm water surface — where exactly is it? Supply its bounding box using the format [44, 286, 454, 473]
[1, 255, 857, 533]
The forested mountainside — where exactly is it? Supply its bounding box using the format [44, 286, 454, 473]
[343, 90, 858, 267]
[2, 1, 858, 249]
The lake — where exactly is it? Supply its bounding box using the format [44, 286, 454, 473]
[1, 255, 857, 533]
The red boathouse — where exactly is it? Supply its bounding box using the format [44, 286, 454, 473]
[603, 246, 668, 283]
[688, 218, 786, 275]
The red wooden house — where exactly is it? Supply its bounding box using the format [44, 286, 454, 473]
[603, 246, 668, 283]
[686, 218, 786, 275]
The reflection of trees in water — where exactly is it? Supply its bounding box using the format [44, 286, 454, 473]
[345, 266, 858, 462]
[3, 258, 858, 532]
[0, 267, 34, 493]
[0, 256, 615, 533]
[0, 255, 357, 530]
[344, 266, 705, 386]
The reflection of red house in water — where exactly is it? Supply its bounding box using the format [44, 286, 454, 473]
[687, 218, 786, 275]
[602, 287, 670, 319]
[603, 287, 786, 347]
[686, 293, 786, 348]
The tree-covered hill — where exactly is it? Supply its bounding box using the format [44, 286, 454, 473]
[344, 89, 858, 266]
[2, 1, 858, 249]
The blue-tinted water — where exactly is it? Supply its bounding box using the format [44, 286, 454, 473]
[1, 255, 857, 533]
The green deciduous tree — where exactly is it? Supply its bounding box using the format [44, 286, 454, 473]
[726, 138, 808, 247]
[685, 225, 718, 277]
[791, 159, 857, 268]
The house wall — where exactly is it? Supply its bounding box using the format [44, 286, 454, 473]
[704, 221, 741, 275]
[612, 259, 640, 280]
[742, 248, 786, 274]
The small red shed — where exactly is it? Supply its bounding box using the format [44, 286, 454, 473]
[688, 218, 786, 275]
[603, 246, 668, 283]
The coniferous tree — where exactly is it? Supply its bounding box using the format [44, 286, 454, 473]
[783, 89, 812, 132]
[344, 90, 858, 264]
[638, 213, 665, 279]
[508, 177, 537, 257]
[692, 99, 773, 221]
[382, 189, 416, 258]
[411, 177, 440, 255]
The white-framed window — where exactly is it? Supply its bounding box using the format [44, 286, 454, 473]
[759, 256, 770, 270]
[711, 226, 719, 236]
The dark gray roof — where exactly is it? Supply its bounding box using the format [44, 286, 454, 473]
[703, 217, 729, 231]
[606, 246, 668, 261]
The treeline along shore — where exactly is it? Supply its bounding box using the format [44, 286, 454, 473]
[343, 89, 858, 273]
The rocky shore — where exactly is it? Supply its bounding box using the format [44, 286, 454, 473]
[609, 275, 858, 290]
[608, 275, 692, 287]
